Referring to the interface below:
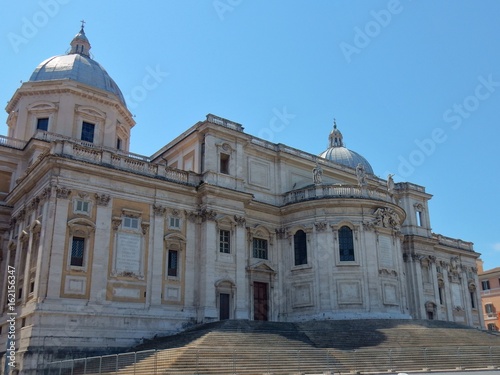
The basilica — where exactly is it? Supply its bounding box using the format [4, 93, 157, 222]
[0, 27, 484, 372]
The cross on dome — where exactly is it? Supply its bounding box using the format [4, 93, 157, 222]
[69, 22, 91, 57]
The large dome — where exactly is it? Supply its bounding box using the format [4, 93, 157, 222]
[29, 27, 126, 105]
[319, 121, 374, 174]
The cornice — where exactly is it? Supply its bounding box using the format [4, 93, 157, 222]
[6, 81, 135, 128]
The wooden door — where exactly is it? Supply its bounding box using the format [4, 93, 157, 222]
[253, 282, 268, 321]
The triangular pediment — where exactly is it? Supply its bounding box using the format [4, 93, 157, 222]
[247, 260, 276, 274]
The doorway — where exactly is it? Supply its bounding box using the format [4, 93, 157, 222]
[253, 282, 269, 321]
[219, 293, 230, 320]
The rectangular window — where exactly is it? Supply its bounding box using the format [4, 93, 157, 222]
[470, 292, 476, 309]
[116, 137, 122, 150]
[484, 303, 496, 317]
[482, 280, 491, 290]
[416, 211, 423, 226]
[294, 230, 307, 266]
[123, 217, 139, 230]
[169, 217, 180, 229]
[253, 238, 268, 260]
[339, 226, 355, 262]
[219, 230, 230, 254]
[75, 200, 90, 214]
[168, 250, 178, 277]
[36, 117, 49, 131]
[220, 153, 230, 174]
[71, 237, 85, 267]
[81, 121, 95, 143]
[485, 303, 495, 314]
[438, 287, 444, 305]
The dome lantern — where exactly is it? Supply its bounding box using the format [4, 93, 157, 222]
[319, 120, 374, 175]
[69, 20, 91, 57]
[328, 119, 344, 147]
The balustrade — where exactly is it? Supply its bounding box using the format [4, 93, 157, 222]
[0, 134, 26, 149]
[284, 184, 395, 205]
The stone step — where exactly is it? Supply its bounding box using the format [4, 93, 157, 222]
[60, 319, 500, 374]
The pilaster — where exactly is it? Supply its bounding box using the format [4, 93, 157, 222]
[89, 194, 112, 303]
[45, 187, 71, 299]
[184, 212, 197, 311]
[234, 216, 248, 319]
[149, 204, 165, 306]
[199, 213, 218, 320]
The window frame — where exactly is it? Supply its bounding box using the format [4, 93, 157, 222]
[338, 225, 355, 262]
[81, 121, 96, 143]
[470, 291, 476, 309]
[293, 230, 308, 266]
[220, 153, 230, 175]
[123, 216, 140, 231]
[219, 229, 231, 254]
[416, 210, 423, 226]
[167, 249, 179, 277]
[252, 238, 268, 260]
[485, 303, 495, 314]
[73, 198, 91, 215]
[36, 117, 49, 131]
[70, 236, 86, 267]
[168, 216, 181, 230]
[67, 218, 95, 272]
[482, 280, 491, 291]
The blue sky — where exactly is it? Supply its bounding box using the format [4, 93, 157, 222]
[1, 1, 499, 270]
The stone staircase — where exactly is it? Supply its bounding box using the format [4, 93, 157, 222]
[56, 319, 500, 374]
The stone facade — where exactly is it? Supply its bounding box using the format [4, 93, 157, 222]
[0, 28, 484, 373]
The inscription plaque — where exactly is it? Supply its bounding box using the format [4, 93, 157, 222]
[115, 232, 142, 276]
[379, 235, 393, 268]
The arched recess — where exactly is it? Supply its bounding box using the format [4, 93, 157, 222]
[288, 225, 312, 267]
[332, 221, 358, 265]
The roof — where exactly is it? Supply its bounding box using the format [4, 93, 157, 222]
[319, 121, 374, 174]
[28, 27, 126, 105]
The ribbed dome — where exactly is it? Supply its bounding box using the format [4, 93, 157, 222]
[29, 26, 126, 105]
[319, 121, 374, 174]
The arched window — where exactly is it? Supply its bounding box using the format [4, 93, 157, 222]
[294, 230, 307, 266]
[338, 226, 354, 262]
